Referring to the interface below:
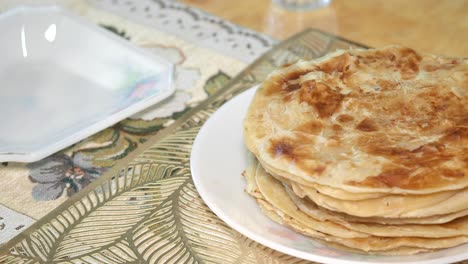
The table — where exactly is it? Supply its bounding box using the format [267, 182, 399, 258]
[182, 0, 468, 57]
[0, 0, 467, 263]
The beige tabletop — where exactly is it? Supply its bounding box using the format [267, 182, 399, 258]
[181, 0, 468, 57]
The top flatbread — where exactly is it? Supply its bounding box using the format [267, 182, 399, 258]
[244, 46, 468, 194]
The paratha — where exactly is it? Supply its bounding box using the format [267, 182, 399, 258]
[286, 184, 468, 225]
[289, 178, 468, 218]
[262, 161, 468, 218]
[243, 159, 468, 254]
[257, 161, 468, 238]
[244, 46, 468, 195]
[241, 46, 468, 255]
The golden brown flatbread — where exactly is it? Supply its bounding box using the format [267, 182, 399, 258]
[258, 162, 468, 238]
[244, 46, 468, 194]
[286, 185, 468, 225]
[263, 161, 468, 218]
[242, 46, 468, 256]
[242, 160, 468, 254]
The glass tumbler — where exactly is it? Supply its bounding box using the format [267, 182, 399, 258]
[273, 0, 332, 11]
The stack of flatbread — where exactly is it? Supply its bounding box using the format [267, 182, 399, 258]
[242, 46, 468, 255]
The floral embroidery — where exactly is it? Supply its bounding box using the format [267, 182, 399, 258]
[28, 153, 106, 201]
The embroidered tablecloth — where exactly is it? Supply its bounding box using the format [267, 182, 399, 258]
[0, 0, 274, 245]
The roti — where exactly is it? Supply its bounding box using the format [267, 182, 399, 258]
[244, 46, 468, 194]
[242, 159, 468, 254]
[257, 161, 468, 238]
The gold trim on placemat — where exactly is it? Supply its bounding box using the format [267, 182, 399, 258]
[0, 29, 367, 264]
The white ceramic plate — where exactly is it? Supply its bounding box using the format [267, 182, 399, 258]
[0, 6, 174, 162]
[191, 86, 468, 264]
